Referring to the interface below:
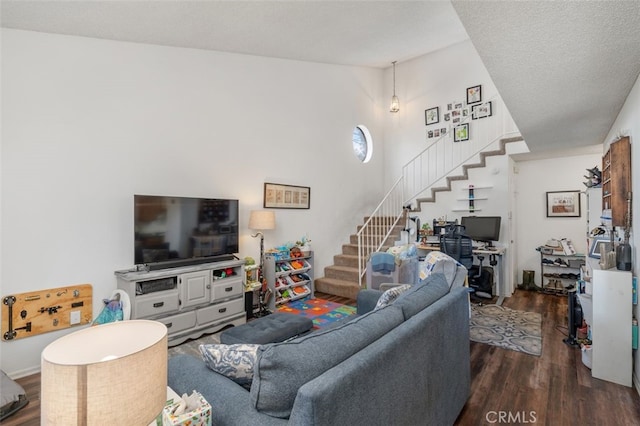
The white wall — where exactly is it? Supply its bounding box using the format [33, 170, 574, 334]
[379, 39, 524, 295]
[602, 72, 640, 390]
[0, 29, 387, 376]
[515, 154, 602, 288]
[382, 40, 511, 186]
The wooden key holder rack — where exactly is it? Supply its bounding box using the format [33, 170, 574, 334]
[2, 284, 93, 341]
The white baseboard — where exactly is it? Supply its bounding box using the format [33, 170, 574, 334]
[8, 365, 41, 380]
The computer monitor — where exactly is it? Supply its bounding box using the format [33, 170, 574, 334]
[460, 216, 501, 246]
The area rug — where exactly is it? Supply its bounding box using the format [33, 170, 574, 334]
[167, 330, 222, 359]
[277, 297, 357, 329]
[470, 304, 542, 356]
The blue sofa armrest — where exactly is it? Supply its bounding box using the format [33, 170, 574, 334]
[356, 289, 383, 315]
[168, 355, 285, 426]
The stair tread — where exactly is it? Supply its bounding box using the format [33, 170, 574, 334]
[410, 136, 523, 208]
[325, 264, 358, 272]
[316, 276, 359, 285]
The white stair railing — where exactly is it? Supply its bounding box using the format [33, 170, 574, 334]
[403, 95, 520, 203]
[356, 95, 521, 287]
[356, 178, 405, 287]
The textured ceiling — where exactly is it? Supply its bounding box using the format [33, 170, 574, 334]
[453, 0, 640, 152]
[2, 1, 640, 154]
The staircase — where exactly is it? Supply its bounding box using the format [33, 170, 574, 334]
[315, 94, 524, 299]
[412, 135, 524, 206]
[315, 221, 405, 300]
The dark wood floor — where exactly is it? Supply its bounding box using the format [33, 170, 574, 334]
[5, 289, 640, 425]
[457, 289, 640, 426]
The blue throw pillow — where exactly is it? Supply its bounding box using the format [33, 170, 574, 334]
[199, 344, 260, 387]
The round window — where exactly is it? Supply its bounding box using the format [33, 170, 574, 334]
[352, 125, 373, 163]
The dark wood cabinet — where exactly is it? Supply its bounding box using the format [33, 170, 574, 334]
[602, 136, 631, 227]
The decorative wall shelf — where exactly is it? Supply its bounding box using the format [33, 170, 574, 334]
[453, 184, 493, 212]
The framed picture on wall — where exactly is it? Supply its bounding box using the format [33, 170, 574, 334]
[546, 190, 581, 217]
[264, 182, 310, 209]
[472, 101, 493, 119]
[466, 85, 482, 104]
[453, 123, 469, 142]
[425, 106, 439, 125]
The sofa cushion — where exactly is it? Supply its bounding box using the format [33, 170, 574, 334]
[199, 344, 259, 387]
[394, 272, 450, 319]
[374, 284, 412, 309]
[250, 303, 405, 418]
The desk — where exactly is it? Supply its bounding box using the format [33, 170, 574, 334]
[416, 244, 506, 305]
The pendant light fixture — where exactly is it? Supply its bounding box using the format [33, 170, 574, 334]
[390, 61, 400, 113]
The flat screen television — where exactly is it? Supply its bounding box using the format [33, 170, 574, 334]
[460, 216, 501, 246]
[134, 195, 239, 269]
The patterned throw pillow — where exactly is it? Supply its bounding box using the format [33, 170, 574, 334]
[374, 284, 412, 310]
[199, 344, 260, 387]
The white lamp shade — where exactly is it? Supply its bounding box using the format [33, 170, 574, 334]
[390, 95, 400, 113]
[41, 320, 168, 425]
[249, 210, 276, 231]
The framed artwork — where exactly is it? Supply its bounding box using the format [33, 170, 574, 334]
[472, 101, 493, 119]
[589, 237, 612, 259]
[453, 123, 469, 142]
[546, 190, 581, 217]
[466, 85, 482, 105]
[264, 182, 310, 209]
[425, 106, 439, 125]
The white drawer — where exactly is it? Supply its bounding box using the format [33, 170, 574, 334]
[196, 297, 244, 325]
[211, 277, 243, 302]
[135, 290, 180, 318]
[157, 311, 196, 334]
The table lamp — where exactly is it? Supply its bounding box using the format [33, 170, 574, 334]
[41, 320, 168, 425]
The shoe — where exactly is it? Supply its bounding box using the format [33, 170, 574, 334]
[554, 258, 568, 267]
[587, 166, 602, 178]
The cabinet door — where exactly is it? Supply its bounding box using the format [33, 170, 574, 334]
[180, 270, 211, 309]
[592, 268, 632, 386]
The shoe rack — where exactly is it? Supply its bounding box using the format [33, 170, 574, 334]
[539, 252, 584, 296]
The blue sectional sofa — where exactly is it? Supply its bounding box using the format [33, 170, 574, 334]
[168, 272, 471, 425]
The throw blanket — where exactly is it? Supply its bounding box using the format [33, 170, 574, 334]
[420, 251, 467, 289]
[370, 252, 396, 274]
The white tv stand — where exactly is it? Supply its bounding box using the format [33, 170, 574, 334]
[115, 258, 246, 346]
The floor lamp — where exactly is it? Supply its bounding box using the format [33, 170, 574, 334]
[249, 210, 275, 316]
